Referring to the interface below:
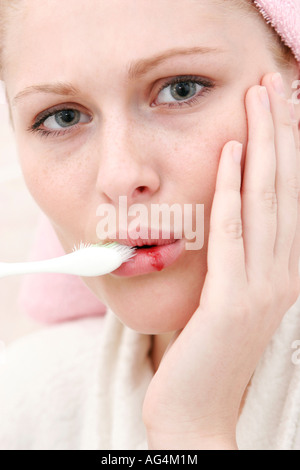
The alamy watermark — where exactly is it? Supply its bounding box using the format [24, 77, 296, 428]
[96, 196, 204, 250]
[291, 340, 300, 366]
[290, 80, 300, 105]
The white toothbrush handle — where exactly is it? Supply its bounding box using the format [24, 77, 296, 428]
[0, 247, 126, 278]
[0, 259, 70, 278]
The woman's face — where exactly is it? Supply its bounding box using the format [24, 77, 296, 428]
[3, 0, 296, 333]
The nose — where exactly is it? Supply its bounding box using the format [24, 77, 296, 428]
[95, 116, 160, 205]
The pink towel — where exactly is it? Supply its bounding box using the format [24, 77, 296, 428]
[254, 0, 300, 63]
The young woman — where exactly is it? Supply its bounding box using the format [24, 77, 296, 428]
[0, 0, 299, 450]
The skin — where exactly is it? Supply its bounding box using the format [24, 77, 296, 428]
[2, 0, 300, 449]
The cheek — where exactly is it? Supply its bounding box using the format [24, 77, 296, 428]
[153, 107, 247, 203]
[17, 138, 98, 247]
[20, 154, 77, 215]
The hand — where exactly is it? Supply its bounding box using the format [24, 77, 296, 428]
[143, 73, 300, 450]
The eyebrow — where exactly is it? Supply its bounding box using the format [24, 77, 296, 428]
[12, 46, 223, 104]
[12, 82, 79, 105]
[127, 46, 224, 79]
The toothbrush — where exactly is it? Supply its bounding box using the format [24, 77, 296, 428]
[0, 242, 136, 279]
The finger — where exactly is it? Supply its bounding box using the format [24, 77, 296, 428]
[242, 85, 277, 283]
[286, 99, 300, 279]
[288, 104, 300, 279]
[289, 164, 300, 281]
[207, 141, 247, 290]
[288, 101, 300, 151]
[261, 73, 299, 271]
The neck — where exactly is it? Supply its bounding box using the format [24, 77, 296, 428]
[150, 331, 176, 372]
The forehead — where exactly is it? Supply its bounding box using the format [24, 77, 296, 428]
[4, 0, 265, 93]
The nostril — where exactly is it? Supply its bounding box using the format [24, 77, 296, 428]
[132, 185, 150, 199]
[137, 186, 147, 194]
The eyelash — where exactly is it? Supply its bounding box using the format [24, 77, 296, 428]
[27, 106, 85, 139]
[27, 75, 214, 139]
[154, 75, 214, 108]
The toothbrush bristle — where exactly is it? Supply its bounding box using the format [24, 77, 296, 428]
[101, 242, 136, 261]
[73, 241, 136, 262]
[72, 242, 92, 252]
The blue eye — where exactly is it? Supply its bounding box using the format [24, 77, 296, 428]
[43, 109, 90, 130]
[154, 76, 214, 107]
[158, 81, 201, 103]
[28, 106, 92, 138]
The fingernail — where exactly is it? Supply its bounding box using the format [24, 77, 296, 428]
[232, 142, 243, 164]
[272, 73, 286, 97]
[259, 86, 270, 111]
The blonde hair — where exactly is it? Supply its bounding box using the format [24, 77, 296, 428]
[0, 0, 297, 81]
[226, 0, 296, 69]
[0, 0, 18, 81]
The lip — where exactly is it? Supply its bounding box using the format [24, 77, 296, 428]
[111, 238, 185, 277]
[105, 230, 178, 247]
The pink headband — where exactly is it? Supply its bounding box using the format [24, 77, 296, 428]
[254, 0, 300, 63]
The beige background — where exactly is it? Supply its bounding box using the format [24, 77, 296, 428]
[0, 82, 42, 345]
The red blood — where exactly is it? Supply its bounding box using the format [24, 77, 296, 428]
[147, 252, 164, 271]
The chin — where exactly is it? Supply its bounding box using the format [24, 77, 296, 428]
[109, 299, 199, 335]
[83, 247, 206, 334]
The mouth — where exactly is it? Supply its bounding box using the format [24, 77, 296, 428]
[109, 234, 178, 248]
[131, 240, 177, 251]
[110, 235, 185, 277]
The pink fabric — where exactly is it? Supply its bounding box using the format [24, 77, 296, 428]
[254, 0, 300, 63]
[18, 215, 107, 324]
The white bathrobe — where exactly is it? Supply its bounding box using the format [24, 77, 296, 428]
[0, 296, 300, 450]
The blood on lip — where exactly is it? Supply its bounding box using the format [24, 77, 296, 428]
[134, 245, 165, 271]
[147, 251, 164, 271]
[112, 239, 184, 277]
[133, 238, 181, 271]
